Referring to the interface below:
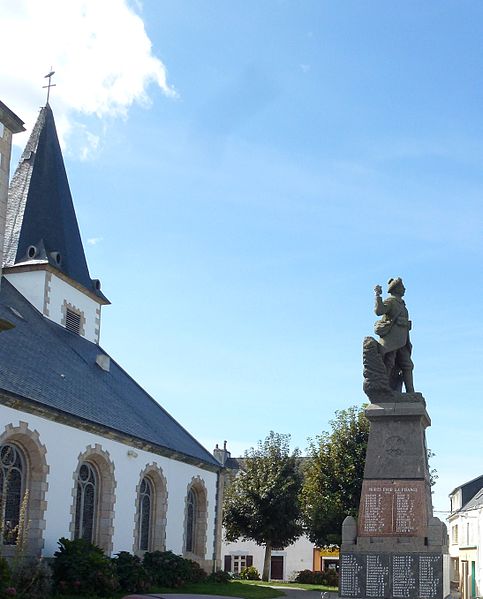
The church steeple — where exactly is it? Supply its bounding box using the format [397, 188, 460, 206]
[3, 104, 108, 344]
[4, 104, 106, 301]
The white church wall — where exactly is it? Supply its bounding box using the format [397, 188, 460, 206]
[0, 403, 218, 560]
[5, 270, 46, 313]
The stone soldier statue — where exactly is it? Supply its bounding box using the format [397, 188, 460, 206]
[373, 277, 414, 393]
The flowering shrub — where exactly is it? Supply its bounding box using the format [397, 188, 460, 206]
[112, 551, 151, 593]
[239, 566, 260, 580]
[142, 550, 206, 587]
[51, 537, 118, 596]
[11, 558, 52, 599]
[294, 568, 339, 586]
[0, 556, 12, 593]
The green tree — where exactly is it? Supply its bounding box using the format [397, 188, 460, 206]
[301, 405, 370, 546]
[223, 431, 303, 581]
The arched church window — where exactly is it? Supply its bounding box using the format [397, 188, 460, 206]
[138, 477, 153, 551]
[74, 462, 97, 542]
[185, 488, 197, 553]
[0, 443, 25, 545]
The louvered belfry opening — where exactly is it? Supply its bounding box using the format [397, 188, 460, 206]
[65, 309, 81, 335]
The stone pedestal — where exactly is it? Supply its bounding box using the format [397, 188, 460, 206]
[339, 397, 449, 599]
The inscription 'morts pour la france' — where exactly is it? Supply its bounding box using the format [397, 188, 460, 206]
[358, 480, 427, 536]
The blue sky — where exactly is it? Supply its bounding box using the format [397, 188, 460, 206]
[3, 0, 483, 514]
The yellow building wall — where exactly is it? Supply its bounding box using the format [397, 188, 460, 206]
[313, 547, 340, 571]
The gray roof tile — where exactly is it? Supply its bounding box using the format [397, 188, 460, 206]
[0, 278, 219, 468]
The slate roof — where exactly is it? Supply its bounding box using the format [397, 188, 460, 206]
[0, 277, 220, 468]
[462, 487, 483, 512]
[3, 104, 107, 301]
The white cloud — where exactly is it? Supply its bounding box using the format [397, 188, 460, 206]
[87, 236, 103, 245]
[0, 0, 175, 157]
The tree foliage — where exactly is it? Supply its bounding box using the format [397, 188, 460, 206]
[301, 405, 370, 546]
[223, 431, 303, 580]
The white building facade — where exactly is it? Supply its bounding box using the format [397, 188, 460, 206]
[448, 476, 483, 599]
[0, 101, 223, 570]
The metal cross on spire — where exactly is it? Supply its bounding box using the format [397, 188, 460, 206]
[43, 69, 56, 104]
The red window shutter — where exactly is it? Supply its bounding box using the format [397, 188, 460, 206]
[247, 555, 253, 567]
[224, 555, 232, 571]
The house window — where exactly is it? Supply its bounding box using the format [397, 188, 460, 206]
[0, 123, 4, 138]
[224, 555, 253, 573]
[0, 443, 25, 545]
[185, 488, 196, 553]
[452, 524, 459, 544]
[74, 462, 98, 542]
[65, 309, 81, 335]
[138, 477, 153, 551]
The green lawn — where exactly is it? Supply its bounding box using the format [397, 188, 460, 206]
[57, 580, 286, 599]
[239, 580, 338, 592]
[149, 581, 286, 598]
[53, 579, 338, 598]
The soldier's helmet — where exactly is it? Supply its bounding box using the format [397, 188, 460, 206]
[387, 277, 405, 294]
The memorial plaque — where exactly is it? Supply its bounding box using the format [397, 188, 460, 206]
[392, 555, 416, 598]
[358, 480, 427, 536]
[418, 555, 443, 599]
[366, 554, 390, 598]
[340, 553, 365, 597]
[339, 553, 443, 599]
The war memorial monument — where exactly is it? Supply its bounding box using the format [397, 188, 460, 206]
[339, 278, 449, 599]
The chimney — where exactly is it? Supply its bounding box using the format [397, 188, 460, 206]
[213, 440, 231, 466]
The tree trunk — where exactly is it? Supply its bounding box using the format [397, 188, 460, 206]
[262, 543, 272, 582]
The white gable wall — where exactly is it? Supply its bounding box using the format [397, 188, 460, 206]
[0, 403, 217, 560]
[223, 535, 315, 581]
[46, 272, 100, 343]
[4, 270, 46, 313]
[5, 269, 101, 343]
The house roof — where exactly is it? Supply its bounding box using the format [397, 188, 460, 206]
[0, 100, 25, 133]
[449, 474, 483, 500]
[3, 104, 107, 302]
[462, 487, 483, 512]
[0, 277, 220, 469]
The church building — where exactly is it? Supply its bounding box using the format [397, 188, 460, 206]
[0, 100, 223, 569]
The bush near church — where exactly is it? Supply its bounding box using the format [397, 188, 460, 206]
[51, 540, 212, 595]
[2, 538, 230, 596]
[52, 538, 119, 596]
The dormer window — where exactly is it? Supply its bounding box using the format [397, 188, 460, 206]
[65, 308, 81, 335]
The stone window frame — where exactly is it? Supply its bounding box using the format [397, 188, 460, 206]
[0, 442, 26, 546]
[61, 300, 86, 337]
[70, 444, 116, 554]
[0, 421, 49, 558]
[132, 463, 168, 555]
[74, 461, 98, 542]
[183, 476, 208, 560]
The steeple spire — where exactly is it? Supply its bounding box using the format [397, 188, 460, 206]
[3, 105, 106, 301]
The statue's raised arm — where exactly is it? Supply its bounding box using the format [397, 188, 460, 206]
[363, 277, 415, 402]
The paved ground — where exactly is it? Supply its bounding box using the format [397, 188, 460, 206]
[122, 590, 339, 599]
